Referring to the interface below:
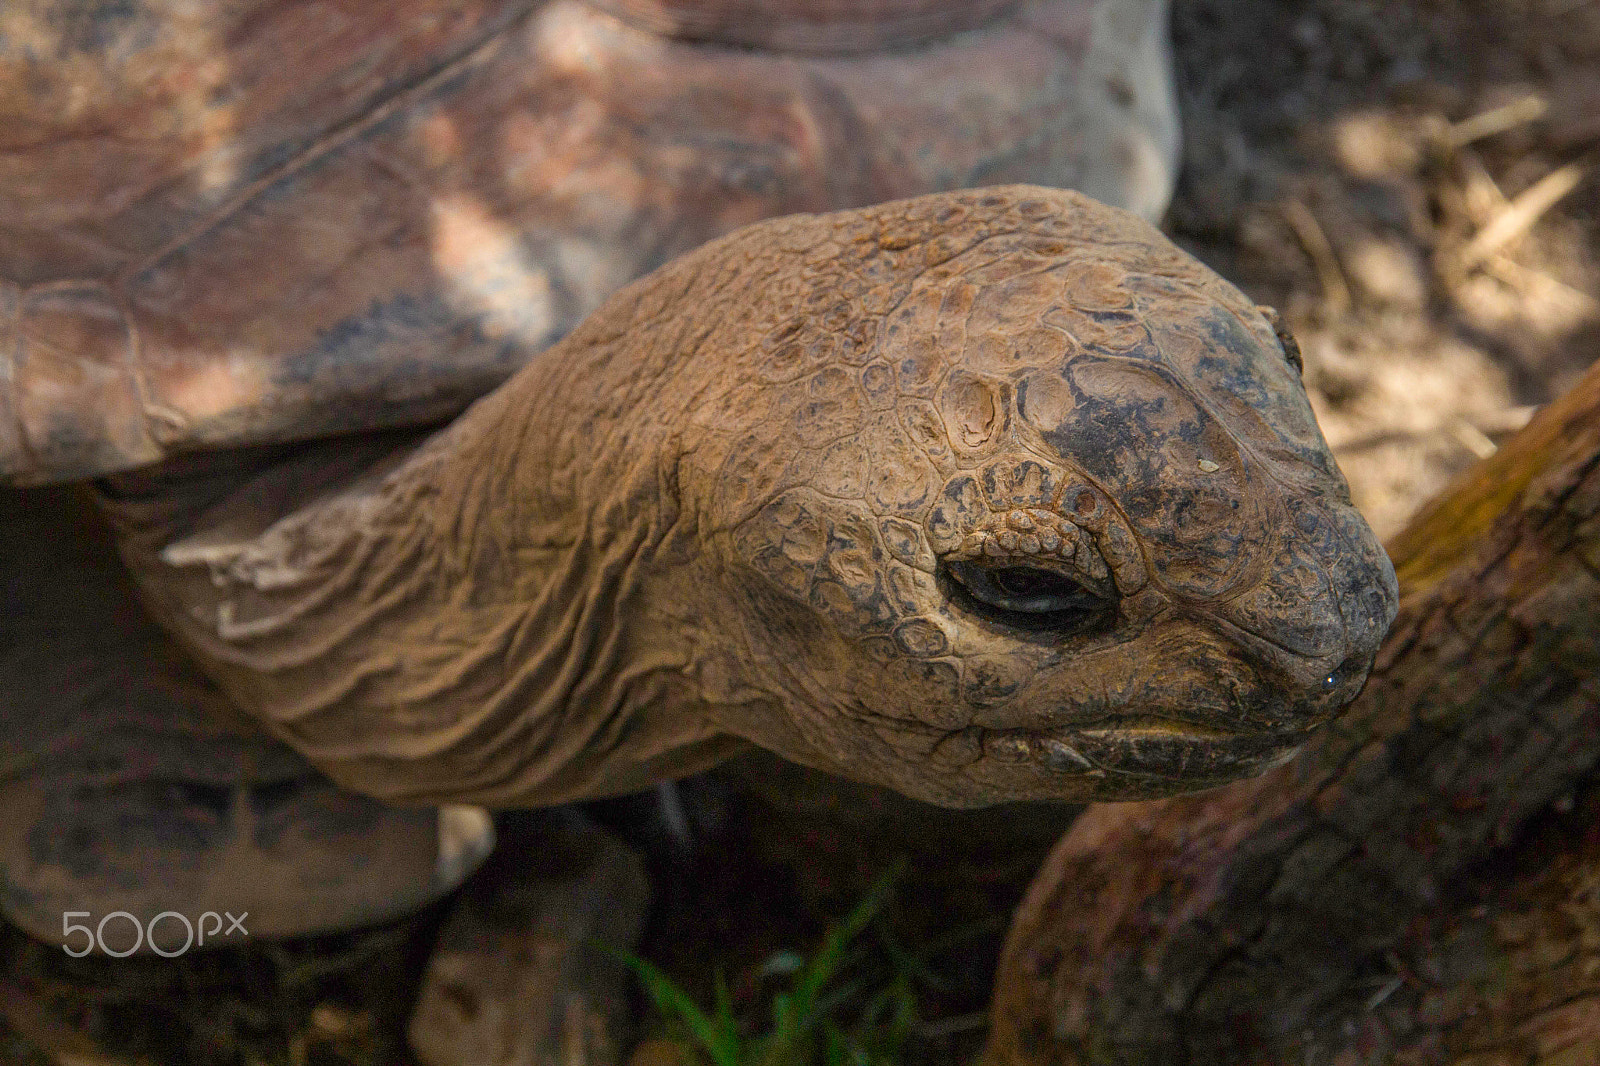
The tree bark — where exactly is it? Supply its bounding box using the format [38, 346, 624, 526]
[984, 355, 1600, 1065]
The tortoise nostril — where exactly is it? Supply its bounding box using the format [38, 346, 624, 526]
[1319, 654, 1372, 702]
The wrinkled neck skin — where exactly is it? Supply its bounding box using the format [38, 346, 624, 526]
[108, 305, 768, 808]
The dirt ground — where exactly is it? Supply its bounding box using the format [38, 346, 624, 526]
[1167, 0, 1599, 541]
[3, 0, 1597, 1062]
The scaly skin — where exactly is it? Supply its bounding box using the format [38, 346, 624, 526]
[108, 186, 1398, 809]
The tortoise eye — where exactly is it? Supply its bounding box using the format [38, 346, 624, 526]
[943, 560, 1115, 633]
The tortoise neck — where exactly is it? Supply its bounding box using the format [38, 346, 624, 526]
[104, 332, 746, 807]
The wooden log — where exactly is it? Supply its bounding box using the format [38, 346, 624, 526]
[984, 355, 1600, 1065]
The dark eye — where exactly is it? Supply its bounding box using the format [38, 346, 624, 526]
[943, 560, 1115, 633]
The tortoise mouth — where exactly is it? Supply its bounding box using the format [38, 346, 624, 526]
[982, 715, 1308, 782]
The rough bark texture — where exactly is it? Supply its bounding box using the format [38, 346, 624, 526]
[984, 356, 1600, 1064]
[1357, 780, 1600, 1066]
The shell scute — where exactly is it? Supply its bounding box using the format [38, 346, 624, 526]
[885, 563, 933, 611]
[815, 438, 868, 500]
[879, 518, 933, 573]
[1042, 304, 1150, 352]
[979, 457, 1059, 512]
[865, 435, 937, 517]
[898, 399, 954, 467]
[788, 364, 864, 444]
[893, 618, 950, 659]
[937, 372, 1009, 458]
[860, 363, 897, 409]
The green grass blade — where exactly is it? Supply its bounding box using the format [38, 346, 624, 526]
[787, 868, 901, 1031]
[607, 948, 742, 1066]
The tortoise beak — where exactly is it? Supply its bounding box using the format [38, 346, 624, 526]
[984, 715, 1310, 785]
[1057, 716, 1311, 782]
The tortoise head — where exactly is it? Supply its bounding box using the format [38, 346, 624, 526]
[683, 187, 1397, 806]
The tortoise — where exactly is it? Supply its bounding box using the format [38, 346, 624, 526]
[1, 0, 1195, 951]
[2, 181, 1398, 953]
[0, 0, 1396, 998]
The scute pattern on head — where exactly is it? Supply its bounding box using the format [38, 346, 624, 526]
[631, 185, 1397, 805]
[671, 190, 1165, 511]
